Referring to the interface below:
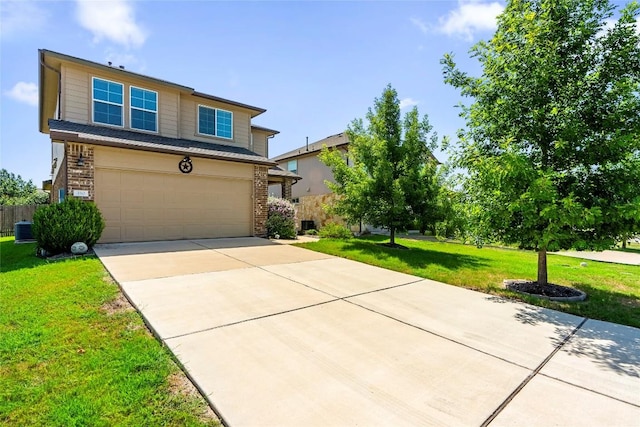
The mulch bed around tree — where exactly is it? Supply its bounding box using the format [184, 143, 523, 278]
[504, 279, 587, 302]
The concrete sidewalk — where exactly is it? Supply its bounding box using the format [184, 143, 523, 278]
[95, 238, 640, 426]
[555, 249, 640, 266]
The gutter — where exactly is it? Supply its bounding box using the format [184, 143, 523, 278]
[39, 49, 62, 127]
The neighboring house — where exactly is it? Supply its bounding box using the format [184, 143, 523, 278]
[269, 132, 349, 229]
[269, 131, 439, 231]
[39, 49, 296, 243]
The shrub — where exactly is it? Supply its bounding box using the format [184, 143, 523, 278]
[32, 197, 105, 255]
[319, 222, 352, 239]
[304, 229, 318, 236]
[267, 197, 297, 239]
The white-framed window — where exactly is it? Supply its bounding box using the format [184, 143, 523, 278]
[197, 105, 233, 139]
[287, 159, 298, 174]
[130, 86, 158, 132]
[92, 77, 123, 127]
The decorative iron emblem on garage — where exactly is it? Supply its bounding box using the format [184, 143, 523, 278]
[179, 156, 193, 174]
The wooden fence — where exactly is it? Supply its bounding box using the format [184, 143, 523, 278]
[0, 205, 46, 237]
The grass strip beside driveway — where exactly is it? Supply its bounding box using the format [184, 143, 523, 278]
[0, 237, 219, 426]
[297, 236, 640, 329]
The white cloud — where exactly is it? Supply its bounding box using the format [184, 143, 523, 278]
[437, 0, 504, 41]
[5, 82, 38, 107]
[410, 17, 428, 34]
[399, 98, 419, 109]
[0, 0, 48, 37]
[75, 0, 147, 49]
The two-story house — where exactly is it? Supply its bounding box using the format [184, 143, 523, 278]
[39, 49, 296, 243]
[269, 132, 349, 230]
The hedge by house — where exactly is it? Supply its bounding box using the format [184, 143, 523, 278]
[32, 198, 105, 255]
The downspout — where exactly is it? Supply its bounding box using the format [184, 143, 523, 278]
[39, 51, 62, 120]
[64, 140, 68, 201]
[267, 134, 275, 158]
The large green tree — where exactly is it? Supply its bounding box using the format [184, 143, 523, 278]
[0, 169, 48, 205]
[442, 0, 640, 285]
[319, 85, 438, 246]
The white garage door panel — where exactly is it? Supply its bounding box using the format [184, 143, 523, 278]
[96, 168, 252, 243]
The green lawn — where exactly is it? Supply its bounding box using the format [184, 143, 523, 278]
[297, 235, 640, 329]
[0, 237, 219, 426]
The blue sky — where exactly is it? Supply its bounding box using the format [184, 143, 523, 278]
[1, 0, 635, 186]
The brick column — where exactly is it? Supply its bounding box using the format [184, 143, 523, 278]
[281, 180, 292, 201]
[66, 143, 95, 201]
[253, 165, 268, 237]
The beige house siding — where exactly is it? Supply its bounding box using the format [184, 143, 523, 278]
[159, 91, 179, 138]
[94, 146, 253, 178]
[179, 96, 251, 149]
[270, 149, 346, 199]
[58, 62, 183, 138]
[61, 65, 90, 124]
[251, 130, 268, 158]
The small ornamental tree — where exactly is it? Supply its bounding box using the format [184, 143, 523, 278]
[320, 85, 439, 247]
[266, 197, 297, 239]
[442, 0, 640, 285]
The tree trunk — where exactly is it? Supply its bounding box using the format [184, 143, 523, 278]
[622, 240, 627, 249]
[537, 248, 548, 286]
[390, 225, 395, 246]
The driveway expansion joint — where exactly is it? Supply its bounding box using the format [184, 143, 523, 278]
[481, 317, 589, 427]
[343, 297, 536, 370]
[537, 372, 640, 408]
[162, 299, 340, 341]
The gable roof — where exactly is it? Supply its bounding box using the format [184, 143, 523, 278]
[48, 120, 275, 166]
[271, 132, 348, 162]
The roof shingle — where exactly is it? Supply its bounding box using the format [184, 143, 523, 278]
[48, 120, 275, 166]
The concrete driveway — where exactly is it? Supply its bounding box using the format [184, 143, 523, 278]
[94, 238, 640, 426]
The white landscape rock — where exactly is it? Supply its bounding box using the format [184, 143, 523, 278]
[71, 241, 88, 255]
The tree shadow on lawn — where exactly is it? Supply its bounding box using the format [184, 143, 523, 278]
[0, 240, 95, 273]
[614, 247, 640, 255]
[0, 240, 45, 273]
[340, 237, 490, 272]
[512, 288, 640, 379]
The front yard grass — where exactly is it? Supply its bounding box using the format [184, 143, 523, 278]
[297, 235, 640, 329]
[0, 237, 219, 426]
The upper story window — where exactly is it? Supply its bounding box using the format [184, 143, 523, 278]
[93, 77, 123, 126]
[287, 159, 298, 174]
[198, 105, 233, 139]
[130, 86, 157, 132]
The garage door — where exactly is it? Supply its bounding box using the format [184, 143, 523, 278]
[94, 149, 253, 243]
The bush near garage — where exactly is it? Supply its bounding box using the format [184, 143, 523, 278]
[32, 197, 105, 255]
[267, 197, 297, 239]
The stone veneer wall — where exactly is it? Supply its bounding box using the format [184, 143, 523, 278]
[253, 165, 268, 237]
[295, 193, 346, 230]
[66, 143, 95, 201]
